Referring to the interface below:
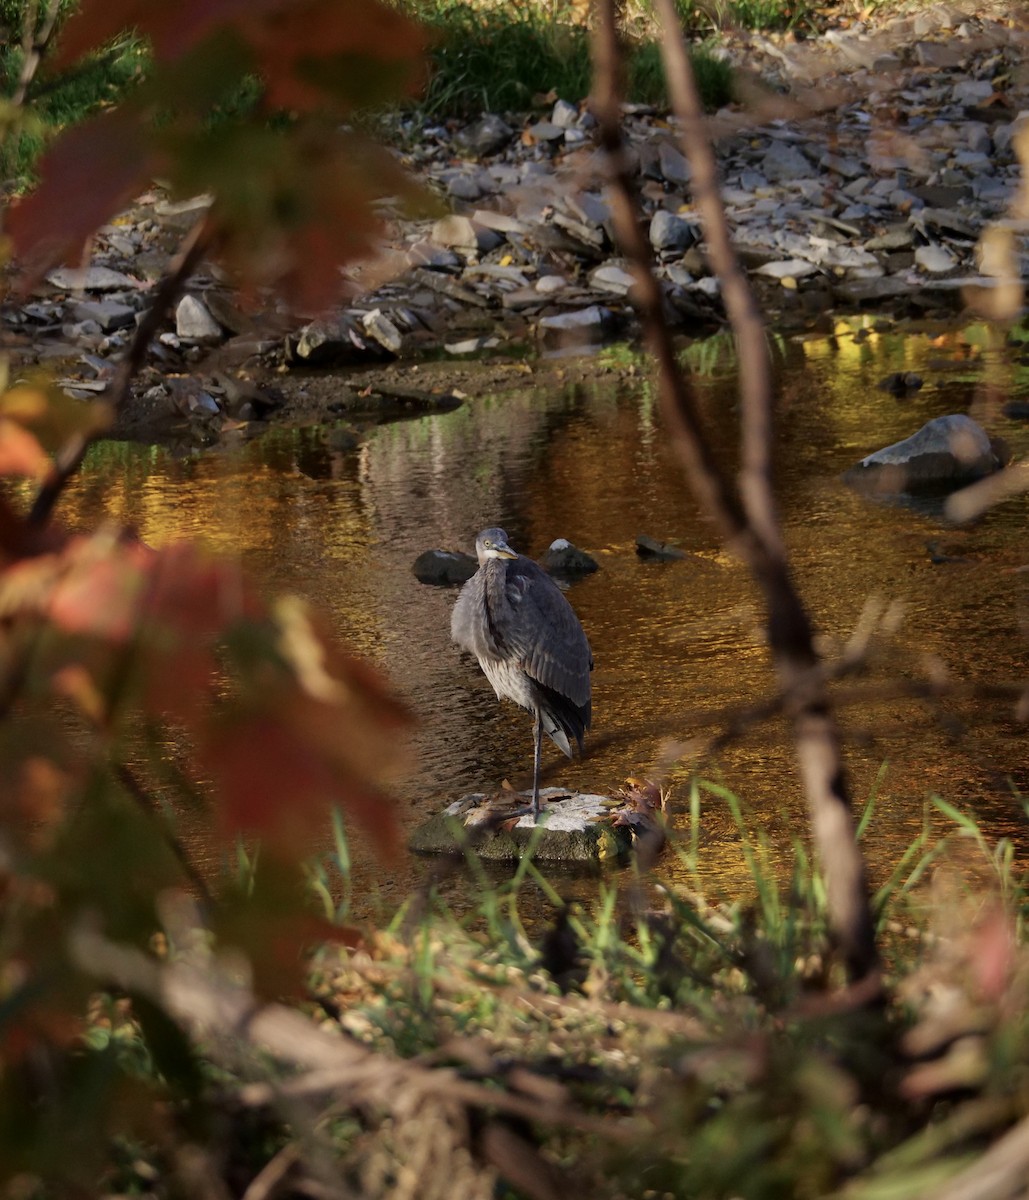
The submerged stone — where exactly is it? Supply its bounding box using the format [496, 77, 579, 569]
[844, 413, 1002, 493]
[409, 790, 632, 863]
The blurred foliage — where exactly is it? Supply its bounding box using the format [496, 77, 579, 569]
[5, 0, 428, 311]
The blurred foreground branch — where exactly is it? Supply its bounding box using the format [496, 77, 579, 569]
[591, 0, 878, 983]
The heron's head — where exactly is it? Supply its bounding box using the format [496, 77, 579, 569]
[475, 527, 518, 564]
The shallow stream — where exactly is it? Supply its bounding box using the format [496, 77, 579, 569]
[60, 319, 1029, 919]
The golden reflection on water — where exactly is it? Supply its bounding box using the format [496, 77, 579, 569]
[57, 323, 1029, 915]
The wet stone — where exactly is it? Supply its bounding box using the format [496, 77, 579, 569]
[845, 414, 1000, 494]
[412, 549, 477, 586]
[540, 539, 600, 577]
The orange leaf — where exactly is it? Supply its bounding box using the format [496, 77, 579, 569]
[46, 536, 150, 642]
[0, 419, 51, 480]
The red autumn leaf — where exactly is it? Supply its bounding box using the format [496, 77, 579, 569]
[7, 109, 160, 283]
[0, 419, 51, 480]
[244, 0, 426, 112]
[194, 126, 412, 312]
[53, 0, 282, 68]
[200, 712, 401, 859]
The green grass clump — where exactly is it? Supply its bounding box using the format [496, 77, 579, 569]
[0, 34, 149, 192]
[415, 1, 734, 118]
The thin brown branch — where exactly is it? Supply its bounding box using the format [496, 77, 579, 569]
[28, 212, 216, 527]
[115, 762, 215, 909]
[590, 0, 878, 982]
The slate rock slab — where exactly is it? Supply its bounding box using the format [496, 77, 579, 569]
[409, 790, 631, 863]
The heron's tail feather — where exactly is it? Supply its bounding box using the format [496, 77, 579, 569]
[537, 682, 590, 757]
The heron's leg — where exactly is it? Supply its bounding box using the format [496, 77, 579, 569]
[532, 710, 543, 821]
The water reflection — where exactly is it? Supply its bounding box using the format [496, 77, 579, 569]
[60, 321, 1029, 913]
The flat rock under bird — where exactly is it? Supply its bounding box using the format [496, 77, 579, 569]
[450, 527, 592, 821]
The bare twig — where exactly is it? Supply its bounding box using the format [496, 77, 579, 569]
[11, 0, 62, 109]
[68, 925, 638, 1141]
[590, 0, 878, 982]
[28, 212, 216, 527]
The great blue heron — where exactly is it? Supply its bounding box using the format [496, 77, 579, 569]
[451, 527, 593, 821]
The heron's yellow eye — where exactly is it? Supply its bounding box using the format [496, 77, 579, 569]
[484, 539, 492, 548]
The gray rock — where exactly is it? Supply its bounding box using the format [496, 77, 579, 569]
[409, 790, 631, 862]
[445, 173, 484, 201]
[535, 275, 568, 294]
[649, 209, 700, 255]
[407, 240, 462, 271]
[952, 79, 995, 106]
[564, 190, 610, 229]
[361, 309, 403, 354]
[913, 41, 968, 68]
[540, 539, 600, 577]
[412, 549, 477, 585]
[588, 264, 636, 295]
[455, 114, 514, 157]
[527, 120, 564, 143]
[175, 294, 223, 343]
[845, 413, 1000, 492]
[658, 140, 691, 186]
[761, 142, 812, 183]
[70, 299, 136, 332]
[46, 266, 138, 292]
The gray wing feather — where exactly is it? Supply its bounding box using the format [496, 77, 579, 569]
[501, 559, 592, 707]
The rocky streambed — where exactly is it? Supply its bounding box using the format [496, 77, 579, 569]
[5, 1, 1029, 442]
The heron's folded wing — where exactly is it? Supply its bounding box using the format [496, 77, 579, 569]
[504, 561, 592, 707]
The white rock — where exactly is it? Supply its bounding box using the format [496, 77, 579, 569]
[538, 306, 610, 332]
[361, 309, 403, 353]
[535, 275, 567, 294]
[175, 294, 222, 343]
[914, 243, 958, 273]
[552, 99, 578, 128]
[754, 259, 819, 279]
[47, 266, 137, 292]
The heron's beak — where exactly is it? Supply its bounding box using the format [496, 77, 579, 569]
[495, 546, 518, 559]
